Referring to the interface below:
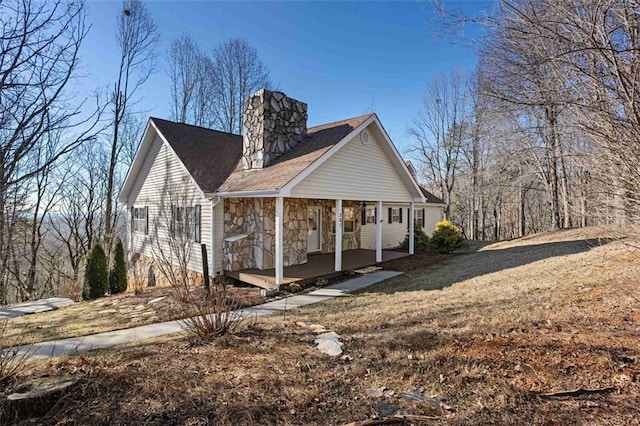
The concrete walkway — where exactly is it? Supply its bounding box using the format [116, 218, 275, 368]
[0, 297, 74, 320]
[15, 270, 402, 360]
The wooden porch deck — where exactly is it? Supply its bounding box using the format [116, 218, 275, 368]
[225, 249, 409, 289]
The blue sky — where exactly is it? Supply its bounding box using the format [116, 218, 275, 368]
[80, 1, 490, 153]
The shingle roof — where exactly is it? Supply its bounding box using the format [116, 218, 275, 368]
[419, 186, 446, 204]
[151, 118, 243, 193]
[217, 114, 373, 193]
[153, 114, 374, 194]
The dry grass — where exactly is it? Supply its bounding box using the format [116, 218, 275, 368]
[9, 226, 640, 425]
[2, 285, 264, 347]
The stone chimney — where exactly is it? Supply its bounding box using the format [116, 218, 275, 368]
[242, 89, 308, 170]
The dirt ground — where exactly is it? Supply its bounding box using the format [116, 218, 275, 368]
[6, 226, 640, 425]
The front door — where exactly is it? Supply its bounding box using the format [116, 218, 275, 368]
[307, 207, 321, 253]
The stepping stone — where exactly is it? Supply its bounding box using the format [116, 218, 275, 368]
[6, 375, 79, 420]
[130, 317, 145, 323]
[314, 331, 344, 356]
[147, 296, 168, 305]
[97, 309, 117, 314]
[354, 266, 383, 274]
[308, 324, 327, 334]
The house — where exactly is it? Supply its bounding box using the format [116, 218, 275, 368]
[118, 90, 445, 289]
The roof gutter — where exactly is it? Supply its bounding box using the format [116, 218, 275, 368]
[206, 189, 281, 198]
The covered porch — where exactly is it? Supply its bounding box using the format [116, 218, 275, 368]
[225, 248, 408, 289]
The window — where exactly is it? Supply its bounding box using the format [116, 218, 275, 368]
[172, 205, 201, 242]
[415, 209, 424, 227]
[132, 207, 148, 234]
[343, 207, 355, 233]
[365, 208, 376, 224]
[387, 207, 403, 224]
[391, 208, 400, 223]
[331, 207, 355, 234]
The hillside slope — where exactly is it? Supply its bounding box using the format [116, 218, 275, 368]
[18, 227, 640, 425]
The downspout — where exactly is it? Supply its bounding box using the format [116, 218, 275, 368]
[210, 196, 222, 278]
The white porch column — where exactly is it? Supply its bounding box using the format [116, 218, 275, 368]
[335, 199, 343, 271]
[376, 201, 383, 262]
[275, 196, 284, 286]
[409, 202, 415, 255]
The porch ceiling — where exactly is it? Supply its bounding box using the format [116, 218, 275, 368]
[225, 249, 408, 290]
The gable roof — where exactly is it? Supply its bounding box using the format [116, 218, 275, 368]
[150, 118, 242, 193]
[216, 114, 373, 194]
[419, 186, 446, 205]
[120, 112, 425, 203]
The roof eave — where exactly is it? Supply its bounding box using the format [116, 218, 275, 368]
[209, 189, 282, 198]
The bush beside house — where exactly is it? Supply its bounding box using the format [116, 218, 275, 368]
[429, 220, 466, 253]
[109, 239, 128, 294]
[83, 244, 108, 300]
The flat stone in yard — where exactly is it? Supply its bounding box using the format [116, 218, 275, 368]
[6, 375, 79, 420]
[314, 331, 344, 356]
[0, 297, 74, 320]
[147, 296, 168, 305]
[375, 400, 411, 417]
[97, 309, 117, 315]
[308, 324, 327, 334]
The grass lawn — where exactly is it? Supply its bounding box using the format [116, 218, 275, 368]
[2, 285, 264, 347]
[8, 226, 640, 425]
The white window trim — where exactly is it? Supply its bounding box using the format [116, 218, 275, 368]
[391, 208, 400, 223]
[331, 207, 355, 235]
[132, 206, 147, 234]
[365, 207, 376, 224]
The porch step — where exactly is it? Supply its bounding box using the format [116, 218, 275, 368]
[353, 266, 383, 275]
[237, 272, 299, 290]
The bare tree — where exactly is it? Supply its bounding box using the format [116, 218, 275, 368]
[211, 38, 272, 134]
[52, 140, 108, 286]
[168, 34, 205, 124]
[150, 181, 243, 339]
[0, 0, 101, 303]
[104, 0, 159, 248]
[432, 0, 640, 231]
[408, 69, 468, 219]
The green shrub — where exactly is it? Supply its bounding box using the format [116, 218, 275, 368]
[400, 227, 431, 252]
[287, 283, 302, 293]
[428, 220, 467, 253]
[109, 239, 128, 294]
[83, 243, 108, 300]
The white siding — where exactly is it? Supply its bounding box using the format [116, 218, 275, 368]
[360, 203, 408, 249]
[290, 124, 414, 202]
[360, 203, 443, 249]
[420, 205, 443, 235]
[128, 133, 212, 275]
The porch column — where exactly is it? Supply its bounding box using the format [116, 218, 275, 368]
[275, 196, 284, 286]
[335, 199, 343, 271]
[409, 202, 415, 255]
[376, 201, 383, 262]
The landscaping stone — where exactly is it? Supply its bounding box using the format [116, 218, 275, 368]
[130, 317, 145, 323]
[375, 400, 411, 417]
[308, 324, 327, 334]
[97, 309, 117, 315]
[314, 331, 344, 356]
[0, 297, 74, 320]
[147, 296, 168, 305]
[365, 387, 388, 398]
[6, 375, 79, 420]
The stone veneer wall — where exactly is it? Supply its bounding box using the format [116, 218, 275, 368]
[223, 197, 308, 272]
[127, 252, 204, 289]
[312, 199, 361, 253]
[242, 90, 308, 170]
